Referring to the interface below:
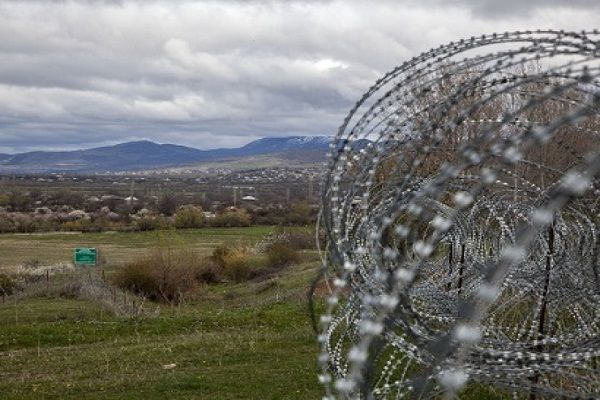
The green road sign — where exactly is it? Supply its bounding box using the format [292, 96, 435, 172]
[74, 248, 97, 266]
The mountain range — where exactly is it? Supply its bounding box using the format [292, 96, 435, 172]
[0, 136, 333, 173]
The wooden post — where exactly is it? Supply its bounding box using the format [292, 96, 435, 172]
[531, 223, 555, 400]
[46, 270, 49, 293]
[538, 224, 554, 340]
[457, 244, 466, 295]
[447, 244, 453, 291]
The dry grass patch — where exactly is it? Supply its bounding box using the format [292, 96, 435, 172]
[112, 248, 215, 303]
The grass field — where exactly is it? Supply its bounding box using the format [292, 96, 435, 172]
[0, 226, 275, 270]
[0, 227, 324, 399]
[0, 227, 511, 399]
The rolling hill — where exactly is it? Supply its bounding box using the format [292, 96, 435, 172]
[0, 136, 332, 173]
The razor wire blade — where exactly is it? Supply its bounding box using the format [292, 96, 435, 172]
[317, 30, 600, 399]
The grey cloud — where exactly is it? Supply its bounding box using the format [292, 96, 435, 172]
[0, 0, 596, 152]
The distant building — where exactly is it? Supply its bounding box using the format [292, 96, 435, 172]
[68, 210, 88, 219]
[35, 207, 52, 215]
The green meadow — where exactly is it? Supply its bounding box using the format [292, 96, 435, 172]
[0, 227, 323, 399]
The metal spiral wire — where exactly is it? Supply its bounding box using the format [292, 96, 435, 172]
[317, 30, 600, 399]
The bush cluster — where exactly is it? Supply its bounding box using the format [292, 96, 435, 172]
[112, 249, 216, 303]
[249, 202, 317, 226]
[210, 245, 264, 282]
[174, 206, 205, 229]
[265, 243, 301, 269]
[0, 207, 258, 234]
[0, 273, 18, 296]
[211, 235, 302, 281]
[211, 209, 251, 227]
[113, 231, 305, 301]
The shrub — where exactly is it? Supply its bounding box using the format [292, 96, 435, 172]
[194, 260, 221, 284]
[211, 245, 245, 281]
[211, 245, 263, 282]
[13, 214, 38, 233]
[211, 209, 251, 227]
[221, 248, 253, 282]
[112, 249, 210, 303]
[157, 193, 178, 216]
[62, 219, 92, 232]
[113, 260, 161, 299]
[278, 230, 316, 250]
[8, 191, 31, 212]
[285, 201, 314, 225]
[266, 243, 300, 269]
[32, 216, 58, 232]
[58, 280, 83, 299]
[49, 189, 84, 209]
[136, 216, 169, 231]
[0, 213, 15, 233]
[0, 273, 18, 296]
[174, 205, 205, 229]
[211, 245, 232, 267]
[62, 217, 113, 233]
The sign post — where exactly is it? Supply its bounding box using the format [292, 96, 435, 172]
[74, 248, 98, 266]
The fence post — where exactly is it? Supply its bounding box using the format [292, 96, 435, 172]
[530, 222, 555, 400]
[457, 243, 466, 295]
[447, 244, 453, 291]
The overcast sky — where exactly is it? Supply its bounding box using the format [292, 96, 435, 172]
[0, 0, 598, 153]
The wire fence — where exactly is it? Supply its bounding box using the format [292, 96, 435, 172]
[316, 30, 600, 399]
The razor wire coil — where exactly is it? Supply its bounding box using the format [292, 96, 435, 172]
[317, 29, 600, 399]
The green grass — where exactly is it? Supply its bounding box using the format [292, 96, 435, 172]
[0, 226, 325, 399]
[0, 226, 275, 270]
[0, 298, 321, 399]
[0, 227, 511, 399]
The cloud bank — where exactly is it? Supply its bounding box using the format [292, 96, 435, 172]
[0, 0, 597, 152]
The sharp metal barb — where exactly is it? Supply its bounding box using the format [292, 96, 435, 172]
[316, 30, 600, 399]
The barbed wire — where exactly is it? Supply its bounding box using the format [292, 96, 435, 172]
[317, 30, 600, 399]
